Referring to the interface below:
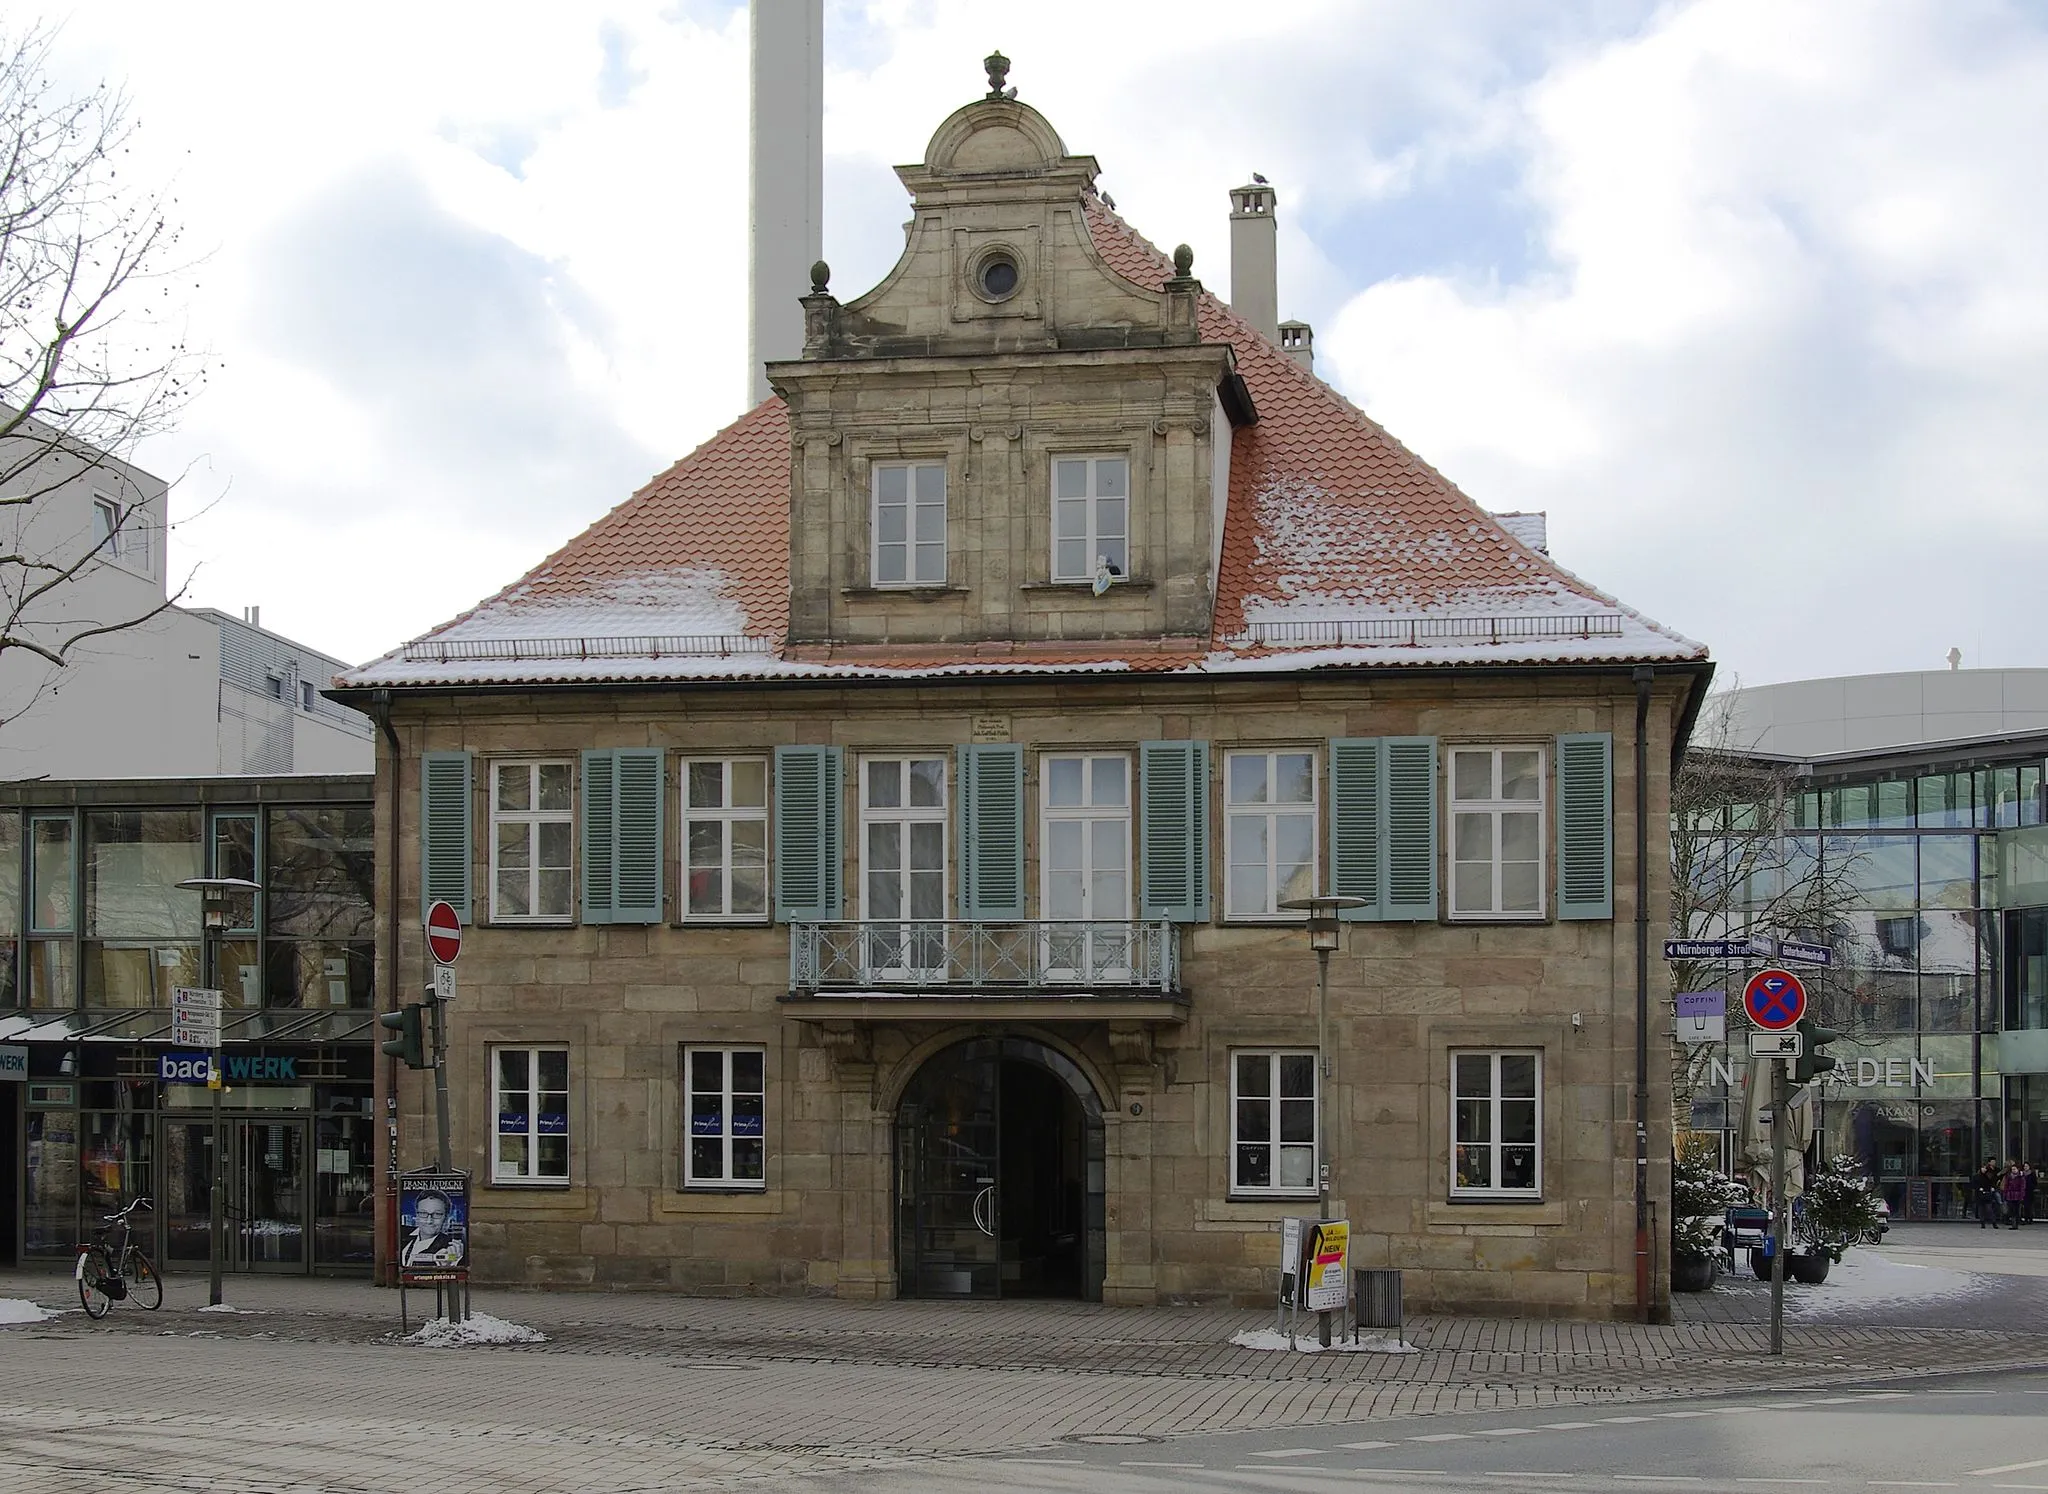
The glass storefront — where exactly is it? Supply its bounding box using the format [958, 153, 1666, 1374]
[1695, 753, 2047, 1215]
[18, 1042, 373, 1271]
[3, 785, 375, 1270]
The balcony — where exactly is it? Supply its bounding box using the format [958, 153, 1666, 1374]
[782, 920, 1186, 1024]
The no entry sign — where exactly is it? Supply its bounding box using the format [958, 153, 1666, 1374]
[1743, 968, 1807, 1031]
[426, 900, 462, 965]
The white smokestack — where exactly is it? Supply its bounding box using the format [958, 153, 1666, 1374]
[1229, 180, 1278, 343]
[748, 0, 824, 406]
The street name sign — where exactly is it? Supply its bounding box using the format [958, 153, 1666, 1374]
[1749, 1030, 1804, 1059]
[426, 901, 462, 965]
[1775, 939, 1834, 967]
[1664, 938, 1770, 960]
[1742, 969, 1808, 1031]
[171, 986, 223, 1048]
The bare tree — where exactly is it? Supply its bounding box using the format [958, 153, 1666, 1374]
[0, 23, 200, 692]
[1668, 688, 1866, 1124]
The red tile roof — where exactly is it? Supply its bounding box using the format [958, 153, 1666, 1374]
[342, 196, 1702, 691]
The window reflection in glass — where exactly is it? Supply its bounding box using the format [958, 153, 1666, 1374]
[27, 939, 73, 1009]
[1918, 835, 1975, 909]
[266, 808, 374, 940]
[264, 940, 373, 1008]
[211, 815, 258, 930]
[31, 816, 74, 932]
[1824, 834, 1916, 911]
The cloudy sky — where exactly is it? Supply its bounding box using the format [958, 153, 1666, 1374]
[36, 0, 2048, 685]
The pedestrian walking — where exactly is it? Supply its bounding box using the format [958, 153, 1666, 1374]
[2002, 1161, 2027, 1230]
[2023, 1161, 2037, 1226]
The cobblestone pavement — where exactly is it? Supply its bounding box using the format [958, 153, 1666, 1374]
[4, 1257, 2047, 1492]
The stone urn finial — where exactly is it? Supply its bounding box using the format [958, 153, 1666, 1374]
[1173, 244, 1195, 278]
[810, 260, 832, 294]
[984, 50, 1011, 99]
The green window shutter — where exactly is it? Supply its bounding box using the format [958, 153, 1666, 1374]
[580, 749, 617, 925]
[1328, 739, 1383, 921]
[420, 750, 473, 923]
[774, 745, 843, 922]
[612, 748, 665, 924]
[1383, 736, 1439, 921]
[1557, 732, 1615, 920]
[958, 744, 1025, 920]
[1139, 740, 1210, 923]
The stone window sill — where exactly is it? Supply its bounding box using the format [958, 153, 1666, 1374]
[840, 585, 967, 600]
[1020, 578, 1155, 594]
[1426, 1198, 1566, 1227]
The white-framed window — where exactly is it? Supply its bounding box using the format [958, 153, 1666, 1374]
[683, 757, 769, 921]
[90, 494, 150, 575]
[1225, 750, 1316, 918]
[1231, 1049, 1318, 1196]
[1051, 455, 1129, 583]
[493, 1045, 569, 1183]
[860, 756, 947, 972]
[685, 1045, 766, 1189]
[1452, 1049, 1541, 1200]
[491, 760, 574, 922]
[1449, 746, 1545, 919]
[871, 461, 947, 586]
[300, 681, 315, 712]
[1041, 753, 1131, 978]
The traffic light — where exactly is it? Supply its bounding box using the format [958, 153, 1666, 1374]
[1793, 1015, 1840, 1085]
[379, 1003, 428, 1068]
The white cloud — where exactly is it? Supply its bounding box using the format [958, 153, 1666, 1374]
[1323, 0, 2048, 680]
[25, 0, 2046, 685]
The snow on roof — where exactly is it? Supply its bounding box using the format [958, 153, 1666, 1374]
[339, 192, 1703, 694]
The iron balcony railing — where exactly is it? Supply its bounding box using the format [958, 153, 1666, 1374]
[789, 920, 1180, 994]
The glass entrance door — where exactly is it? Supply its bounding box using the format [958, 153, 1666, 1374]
[897, 1044, 1000, 1298]
[158, 1116, 310, 1272]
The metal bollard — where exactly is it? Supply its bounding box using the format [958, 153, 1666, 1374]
[1352, 1268, 1404, 1346]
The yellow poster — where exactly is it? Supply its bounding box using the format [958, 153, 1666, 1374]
[1302, 1219, 1349, 1311]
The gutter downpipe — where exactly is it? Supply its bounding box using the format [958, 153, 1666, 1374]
[1633, 665, 1654, 1321]
[371, 689, 401, 1289]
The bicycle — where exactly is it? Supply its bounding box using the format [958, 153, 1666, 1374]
[76, 1196, 162, 1318]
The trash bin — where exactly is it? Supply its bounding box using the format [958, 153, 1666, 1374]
[1353, 1267, 1403, 1346]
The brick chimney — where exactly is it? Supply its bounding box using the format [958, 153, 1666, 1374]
[1229, 181, 1278, 343]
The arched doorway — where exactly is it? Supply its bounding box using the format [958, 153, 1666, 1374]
[894, 1037, 1105, 1301]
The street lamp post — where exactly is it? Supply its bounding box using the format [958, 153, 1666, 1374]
[1278, 893, 1367, 1347]
[177, 876, 261, 1309]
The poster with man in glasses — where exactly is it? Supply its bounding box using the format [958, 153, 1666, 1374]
[398, 1171, 469, 1279]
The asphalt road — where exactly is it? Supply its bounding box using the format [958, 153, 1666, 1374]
[812, 1368, 2048, 1493]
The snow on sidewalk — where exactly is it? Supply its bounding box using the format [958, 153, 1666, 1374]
[0, 1298, 55, 1325]
[1231, 1327, 1417, 1354]
[1786, 1250, 1980, 1319]
[402, 1312, 547, 1348]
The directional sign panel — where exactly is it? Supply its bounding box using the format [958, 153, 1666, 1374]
[171, 987, 222, 1048]
[1743, 968, 1808, 1031]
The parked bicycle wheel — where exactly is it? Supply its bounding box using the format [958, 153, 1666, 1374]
[125, 1250, 162, 1310]
[76, 1245, 114, 1318]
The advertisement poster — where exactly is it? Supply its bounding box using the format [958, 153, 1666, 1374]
[1300, 1219, 1350, 1312]
[398, 1169, 470, 1281]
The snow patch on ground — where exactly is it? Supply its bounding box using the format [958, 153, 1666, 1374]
[1785, 1250, 1980, 1318]
[1231, 1327, 1418, 1354]
[0, 1298, 54, 1325]
[196, 1303, 261, 1315]
[403, 1312, 547, 1348]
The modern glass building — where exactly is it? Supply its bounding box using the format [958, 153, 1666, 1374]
[1684, 670, 2048, 1219]
[0, 775, 376, 1271]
